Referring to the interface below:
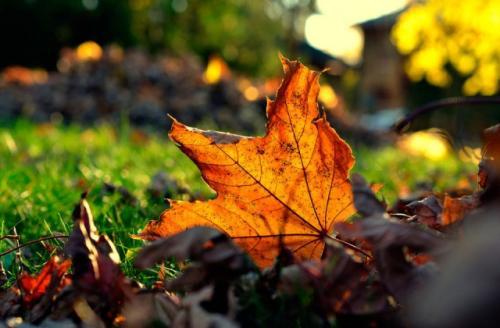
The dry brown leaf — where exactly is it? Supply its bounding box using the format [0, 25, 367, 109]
[65, 195, 132, 324]
[279, 243, 392, 316]
[172, 285, 239, 328]
[138, 56, 355, 267]
[482, 124, 500, 163]
[336, 217, 445, 302]
[441, 195, 479, 225]
[351, 173, 386, 218]
[479, 124, 500, 202]
[406, 196, 443, 228]
[123, 292, 179, 327]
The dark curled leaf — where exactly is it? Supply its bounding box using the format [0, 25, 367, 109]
[483, 124, 500, 162]
[480, 124, 500, 202]
[0, 287, 21, 319]
[336, 218, 446, 302]
[136, 227, 254, 291]
[134, 227, 223, 269]
[280, 242, 392, 316]
[66, 198, 122, 288]
[173, 286, 239, 328]
[64, 195, 131, 324]
[351, 173, 386, 218]
[406, 195, 442, 227]
[123, 292, 179, 328]
[136, 227, 254, 317]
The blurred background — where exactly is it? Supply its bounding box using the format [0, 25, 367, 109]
[0, 0, 499, 135]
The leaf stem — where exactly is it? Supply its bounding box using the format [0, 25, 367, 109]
[325, 234, 373, 259]
[0, 235, 20, 241]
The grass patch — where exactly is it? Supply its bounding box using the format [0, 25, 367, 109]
[0, 119, 475, 281]
[0, 120, 210, 282]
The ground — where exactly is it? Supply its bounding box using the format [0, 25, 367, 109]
[0, 119, 475, 283]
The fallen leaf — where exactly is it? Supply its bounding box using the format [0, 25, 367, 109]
[18, 256, 71, 307]
[351, 173, 386, 218]
[336, 217, 445, 302]
[135, 226, 253, 316]
[441, 194, 479, 225]
[72, 297, 105, 328]
[406, 196, 443, 228]
[135, 227, 224, 268]
[479, 124, 500, 202]
[65, 194, 132, 324]
[138, 56, 355, 267]
[123, 292, 179, 328]
[482, 124, 500, 163]
[280, 242, 392, 316]
[0, 287, 21, 318]
[173, 285, 239, 328]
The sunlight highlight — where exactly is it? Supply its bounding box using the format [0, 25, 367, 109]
[305, 0, 408, 64]
[318, 84, 339, 108]
[305, 16, 363, 64]
[398, 131, 449, 160]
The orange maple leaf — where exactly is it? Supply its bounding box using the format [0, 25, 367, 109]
[138, 56, 356, 267]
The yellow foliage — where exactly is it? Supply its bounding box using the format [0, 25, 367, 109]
[392, 0, 500, 95]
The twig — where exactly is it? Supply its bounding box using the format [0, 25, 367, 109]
[393, 96, 500, 134]
[13, 227, 21, 272]
[0, 261, 6, 287]
[0, 235, 69, 258]
[0, 235, 20, 241]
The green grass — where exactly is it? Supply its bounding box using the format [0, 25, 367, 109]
[0, 119, 476, 281]
[0, 120, 210, 282]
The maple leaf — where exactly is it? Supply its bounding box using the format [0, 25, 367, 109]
[138, 56, 356, 267]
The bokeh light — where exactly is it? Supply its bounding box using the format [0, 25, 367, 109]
[398, 130, 450, 160]
[76, 41, 103, 62]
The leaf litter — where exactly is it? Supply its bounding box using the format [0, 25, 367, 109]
[1, 58, 499, 327]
